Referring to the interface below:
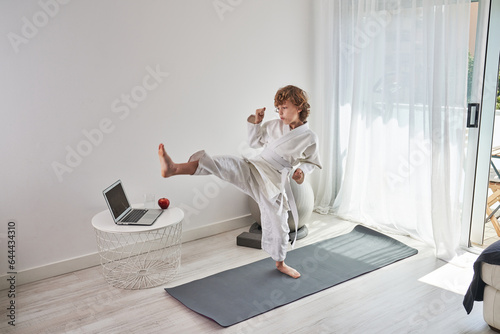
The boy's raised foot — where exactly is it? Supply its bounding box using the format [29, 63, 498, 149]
[158, 143, 175, 178]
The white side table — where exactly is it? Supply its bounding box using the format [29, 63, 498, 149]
[92, 206, 184, 289]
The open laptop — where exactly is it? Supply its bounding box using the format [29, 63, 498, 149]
[103, 180, 163, 225]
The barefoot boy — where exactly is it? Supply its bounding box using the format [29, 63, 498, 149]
[158, 85, 321, 278]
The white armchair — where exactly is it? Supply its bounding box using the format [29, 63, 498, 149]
[482, 262, 500, 332]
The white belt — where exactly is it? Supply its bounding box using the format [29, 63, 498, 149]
[260, 148, 300, 247]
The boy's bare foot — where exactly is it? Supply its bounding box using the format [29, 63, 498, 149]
[276, 261, 301, 279]
[158, 143, 176, 178]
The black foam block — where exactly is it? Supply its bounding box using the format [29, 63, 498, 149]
[236, 232, 261, 249]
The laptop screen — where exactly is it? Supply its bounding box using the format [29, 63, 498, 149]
[103, 181, 130, 220]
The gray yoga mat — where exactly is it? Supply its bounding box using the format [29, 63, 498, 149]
[165, 225, 418, 327]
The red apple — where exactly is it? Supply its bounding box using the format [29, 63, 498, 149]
[158, 198, 170, 209]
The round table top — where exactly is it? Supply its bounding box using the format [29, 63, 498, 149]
[92, 206, 184, 233]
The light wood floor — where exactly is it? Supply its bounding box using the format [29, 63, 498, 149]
[0, 213, 495, 334]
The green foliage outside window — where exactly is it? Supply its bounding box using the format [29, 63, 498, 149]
[497, 71, 500, 110]
[468, 52, 500, 110]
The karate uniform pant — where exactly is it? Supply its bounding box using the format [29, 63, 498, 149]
[189, 150, 290, 262]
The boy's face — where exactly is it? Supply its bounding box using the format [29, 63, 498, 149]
[276, 100, 302, 127]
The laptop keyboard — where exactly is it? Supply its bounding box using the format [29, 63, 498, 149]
[122, 209, 147, 222]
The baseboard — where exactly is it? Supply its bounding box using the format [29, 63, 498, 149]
[1, 252, 101, 291]
[181, 214, 254, 243]
[0, 214, 254, 290]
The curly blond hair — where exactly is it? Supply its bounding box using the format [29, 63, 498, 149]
[274, 85, 311, 122]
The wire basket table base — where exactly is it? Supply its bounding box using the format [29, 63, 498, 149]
[94, 222, 182, 289]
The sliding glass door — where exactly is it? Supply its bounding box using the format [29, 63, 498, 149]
[462, 0, 500, 248]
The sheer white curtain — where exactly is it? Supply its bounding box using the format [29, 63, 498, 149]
[312, 0, 470, 261]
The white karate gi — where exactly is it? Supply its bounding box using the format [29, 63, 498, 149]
[190, 119, 321, 261]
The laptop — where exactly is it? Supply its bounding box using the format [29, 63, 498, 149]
[103, 180, 163, 225]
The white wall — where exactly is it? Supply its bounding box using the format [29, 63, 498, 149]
[0, 0, 313, 278]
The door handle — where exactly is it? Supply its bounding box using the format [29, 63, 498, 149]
[467, 103, 480, 128]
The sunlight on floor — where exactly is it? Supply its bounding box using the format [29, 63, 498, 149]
[418, 252, 478, 295]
